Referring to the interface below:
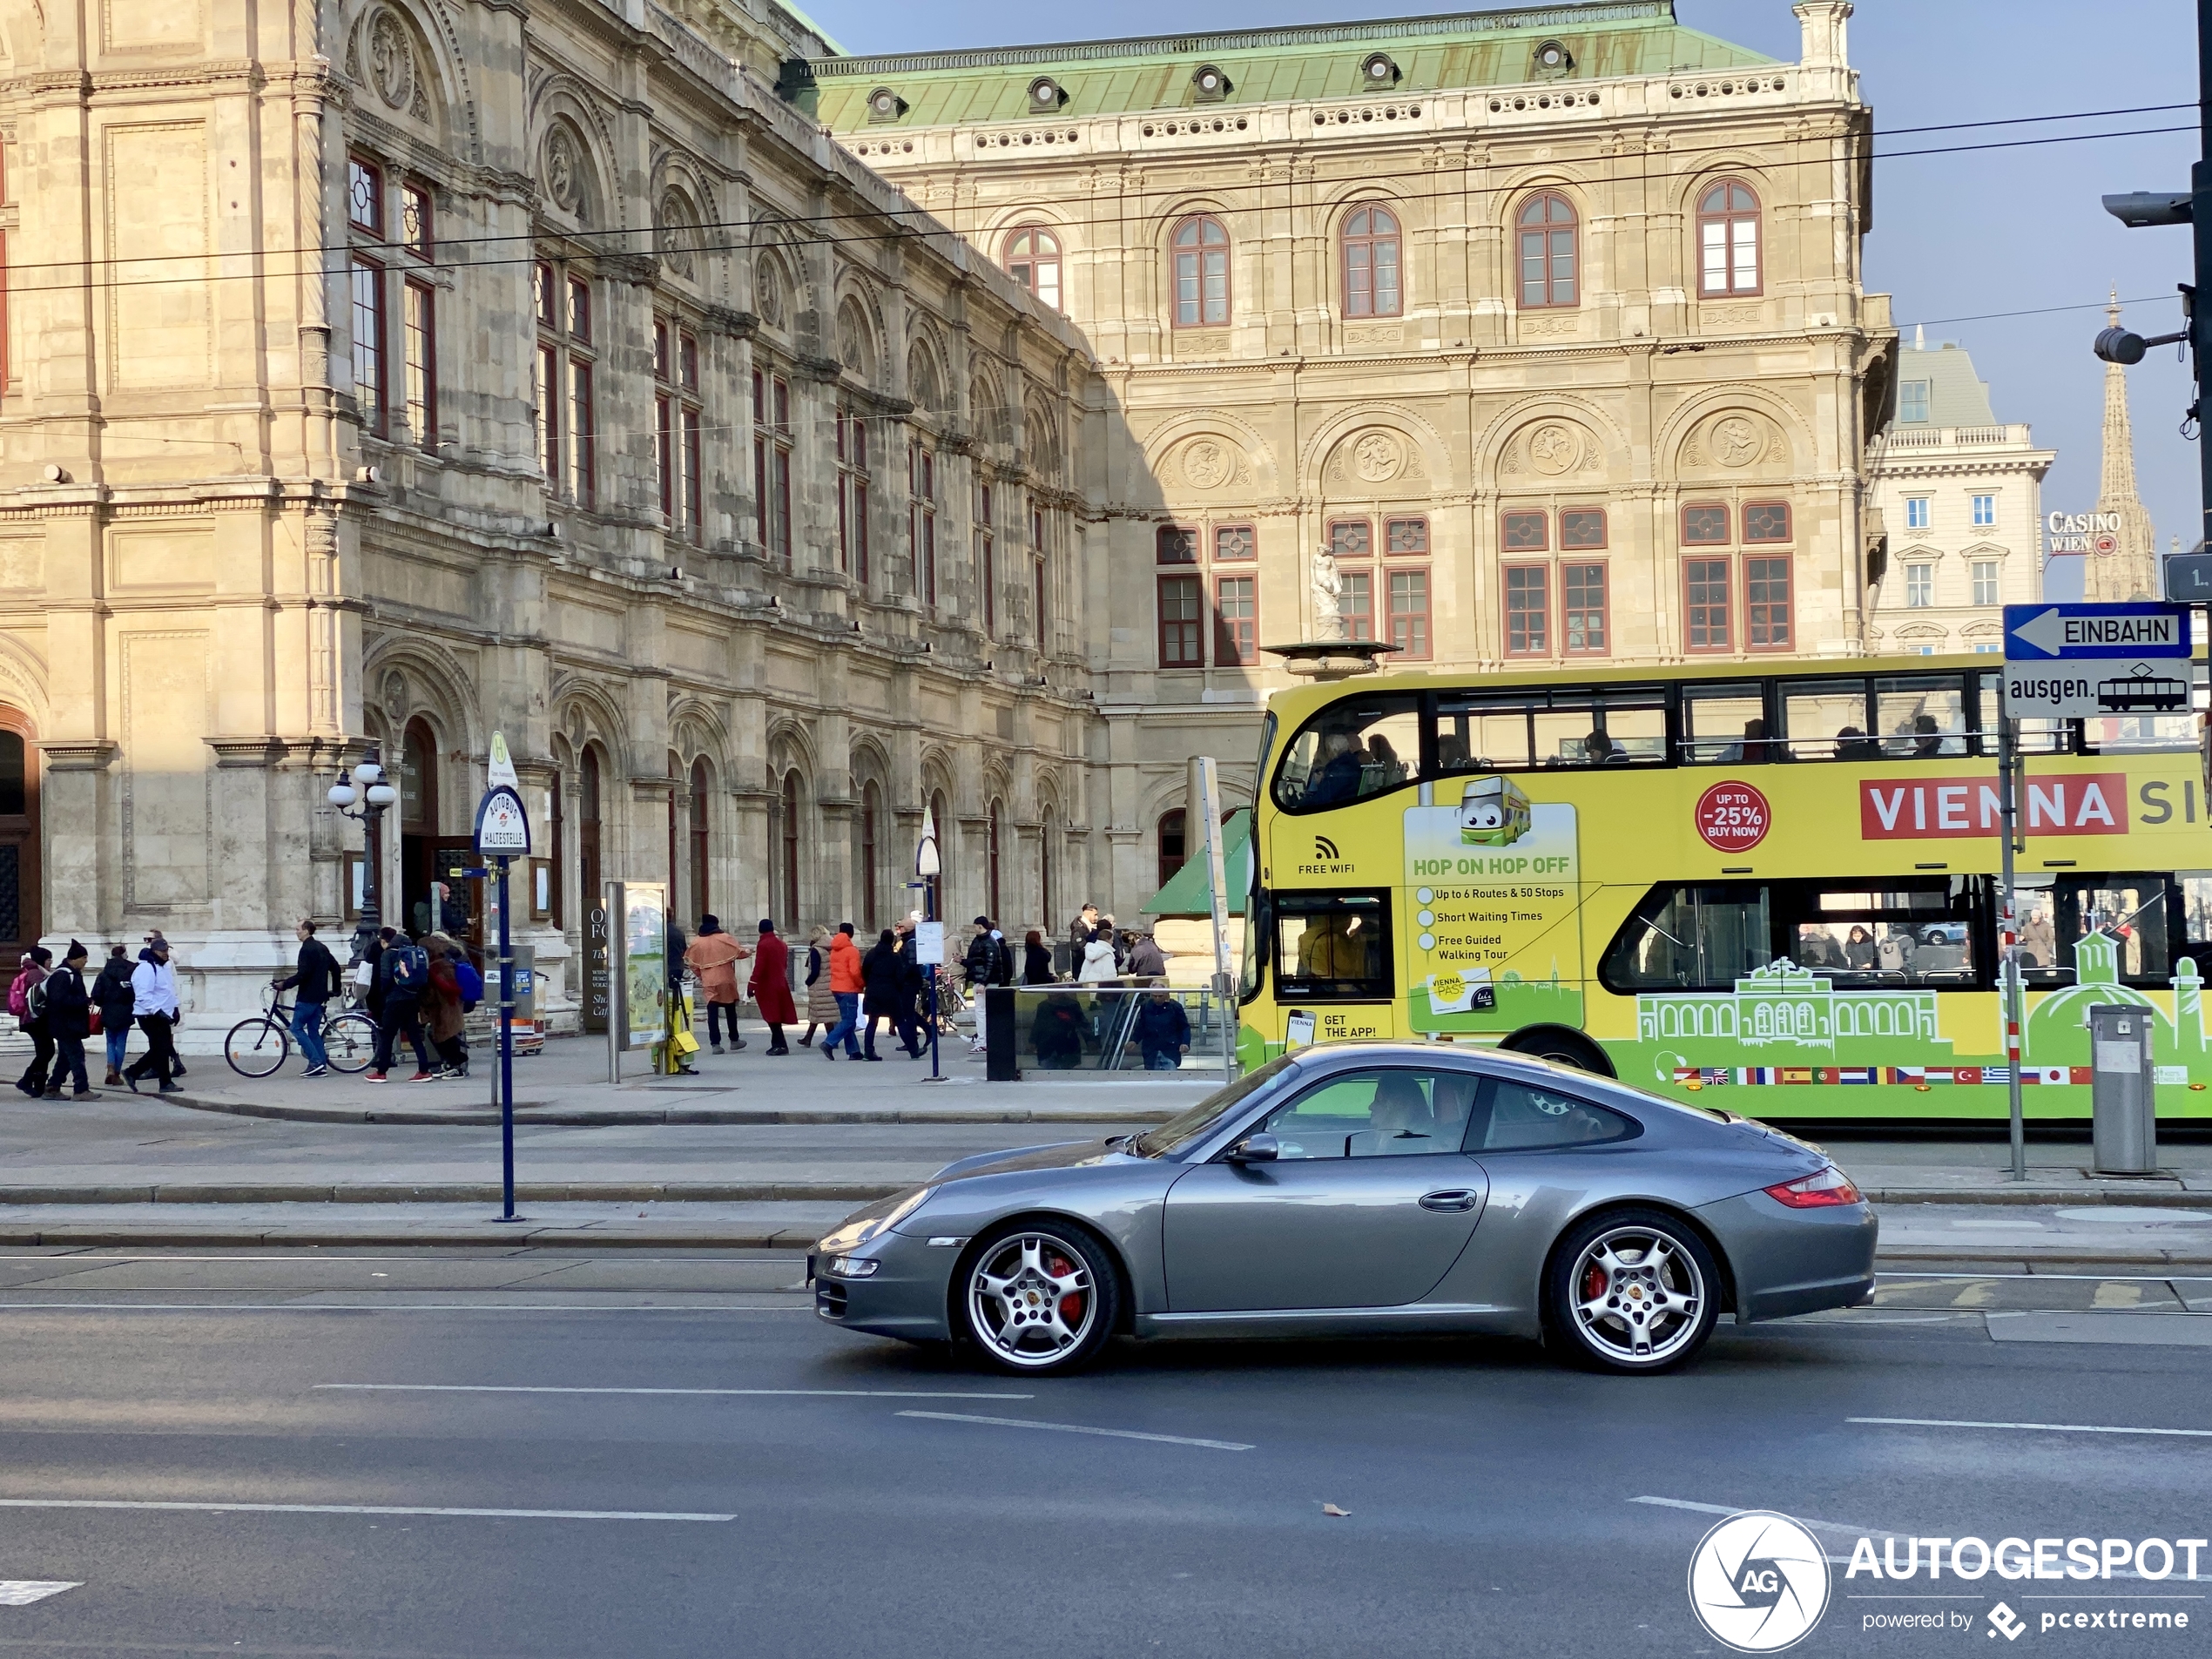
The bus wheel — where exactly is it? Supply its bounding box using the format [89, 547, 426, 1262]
[1501, 1027, 1614, 1077]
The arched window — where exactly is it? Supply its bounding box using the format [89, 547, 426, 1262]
[1003, 225, 1061, 311]
[578, 745, 604, 927]
[1342, 205, 1401, 319]
[1039, 809, 1055, 935]
[0, 719, 38, 974]
[1698, 179, 1761, 296]
[859, 779, 881, 933]
[1171, 214, 1230, 327]
[689, 758, 711, 925]
[779, 770, 802, 931]
[547, 757, 565, 929]
[1516, 192, 1578, 309]
[928, 788, 949, 915]
[401, 718, 437, 833]
[1157, 808, 1186, 892]
[987, 799, 1005, 921]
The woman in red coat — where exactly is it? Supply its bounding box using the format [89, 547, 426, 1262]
[746, 920, 799, 1055]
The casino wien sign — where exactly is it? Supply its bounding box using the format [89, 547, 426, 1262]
[2047, 510, 2121, 556]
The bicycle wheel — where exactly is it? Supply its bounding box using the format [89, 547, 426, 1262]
[224, 1016, 290, 1078]
[322, 1011, 379, 1074]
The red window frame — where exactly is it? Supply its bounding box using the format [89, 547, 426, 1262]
[568, 360, 595, 507]
[1214, 573, 1258, 666]
[1003, 224, 1062, 311]
[1516, 192, 1578, 309]
[1342, 570, 1373, 642]
[348, 156, 383, 234]
[1744, 555, 1793, 651]
[1682, 502, 1730, 545]
[1562, 562, 1608, 655]
[1503, 563, 1549, 657]
[1683, 556, 1733, 652]
[1385, 516, 1427, 557]
[1157, 524, 1198, 564]
[1387, 567, 1431, 661]
[1328, 518, 1372, 560]
[1559, 507, 1608, 550]
[1697, 178, 1762, 298]
[1501, 509, 1548, 552]
[1342, 203, 1402, 320]
[1170, 213, 1230, 327]
[978, 483, 995, 632]
[1213, 523, 1255, 561]
[400, 180, 431, 257]
[350, 257, 386, 437]
[1158, 573, 1204, 667]
[1743, 500, 1792, 543]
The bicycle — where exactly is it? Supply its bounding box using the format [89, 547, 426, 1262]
[224, 984, 379, 1078]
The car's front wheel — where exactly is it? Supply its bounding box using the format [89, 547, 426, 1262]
[1545, 1208, 1719, 1373]
[959, 1222, 1121, 1375]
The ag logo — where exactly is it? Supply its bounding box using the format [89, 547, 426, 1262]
[1687, 1511, 1830, 1653]
[1314, 834, 1341, 860]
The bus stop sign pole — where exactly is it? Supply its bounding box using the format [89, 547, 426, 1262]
[472, 733, 531, 1222]
[1997, 683, 2027, 1184]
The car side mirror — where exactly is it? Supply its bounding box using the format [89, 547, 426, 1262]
[1227, 1133, 1279, 1163]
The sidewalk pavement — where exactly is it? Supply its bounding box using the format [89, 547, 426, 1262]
[136, 1024, 1205, 1126]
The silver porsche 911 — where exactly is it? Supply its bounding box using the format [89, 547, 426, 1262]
[808, 1042, 1876, 1376]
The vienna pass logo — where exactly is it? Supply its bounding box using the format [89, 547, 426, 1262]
[1687, 1511, 1831, 1653]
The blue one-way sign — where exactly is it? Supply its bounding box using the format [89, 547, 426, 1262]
[2002, 603, 2189, 660]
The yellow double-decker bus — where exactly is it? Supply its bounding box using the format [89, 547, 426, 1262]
[1235, 651, 2212, 1123]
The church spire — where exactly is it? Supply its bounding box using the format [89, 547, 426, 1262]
[2087, 289, 2159, 601]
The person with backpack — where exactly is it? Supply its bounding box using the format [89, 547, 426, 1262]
[963, 917, 1012, 1055]
[421, 933, 468, 1080]
[43, 942, 92, 1097]
[10, 945, 53, 1098]
[92, 944, 137, 1085]
[365, 927, 434, 1082]
[122, 936, 181, 1093]
[273, 918, 342, 1078]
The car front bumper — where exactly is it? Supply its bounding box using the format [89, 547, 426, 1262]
[807, 1229, 958, 1342]
[1695, 1191, 1878, 1323]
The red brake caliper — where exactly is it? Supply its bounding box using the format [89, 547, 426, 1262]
[1050, 1252, 1084, 1324]
[1581, 1262, 1608, 1304]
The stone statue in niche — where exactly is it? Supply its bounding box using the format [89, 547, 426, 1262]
[368, 10, 415, 113]
[1310, 545, 1345, 641]
[544, 125, 586, 222]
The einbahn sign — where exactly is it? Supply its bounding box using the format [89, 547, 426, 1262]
[2001, 604, 2192, 719]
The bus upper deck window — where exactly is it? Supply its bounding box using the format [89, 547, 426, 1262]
[1874, 676, 1969, 759]
[1681, 683, 1768, 764]
[1780, 679, 1872, 761]
[1274, 695, 1422, 811]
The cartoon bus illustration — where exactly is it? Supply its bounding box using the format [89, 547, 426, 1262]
[1457, 775, 1532, 846]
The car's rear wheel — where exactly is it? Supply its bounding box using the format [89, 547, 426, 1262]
[1545, 1208, 1718, 1373]
[959, 1222, 1121, 1375]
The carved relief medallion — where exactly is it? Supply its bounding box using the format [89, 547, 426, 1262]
[543, 125, 585, 219]
[1352, 430, 1402, 482]
[1528, 422, 1580, 475]
[1183, 440, 1230, 489]
[1713, 415, 1762, 469]
[368, 10, 415, 112]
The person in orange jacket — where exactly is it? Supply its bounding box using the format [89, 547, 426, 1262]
[683, 915, 752, 1055]
[821, 922, 863, 1060]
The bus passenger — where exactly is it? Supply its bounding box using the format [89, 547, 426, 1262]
[1304, 732, 1366, 805]
[1437, 734, 1470, 772]
[1912, 714, 1945, 758]
[1835, 725, 1879, 761]
[1718, 718, 1767, 763]
[1844, 926, 1876, 969]
[1366, 732, 1406, 785]
[1581, 731, 1622, 765]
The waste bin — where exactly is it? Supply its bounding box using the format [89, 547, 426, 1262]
[2089, 1002, 2156, 1175]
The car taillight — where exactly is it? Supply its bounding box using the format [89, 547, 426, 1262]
[1764, 1165, 1863, 1209]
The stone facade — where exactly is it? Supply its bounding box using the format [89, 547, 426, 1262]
[814, 0, 1893, 896]
[0, 0, 1893, 1028]
[1864, 333, 2053, 655]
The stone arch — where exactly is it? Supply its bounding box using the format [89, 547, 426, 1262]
[1022, 390, 1062, 481]
[835, 293, 879, 385]
[1674, 157, 1775, 219]
[1140, 407, 1278, 500]
[0, 631, 51, 734]
[968, 359, 1010, 448]
[654, 177, 705, 285]
[1656, 385, 1813, 480]
[549, 675, 628, 778]
[1472, 391, 1634, 486]
[343, 0, 479, 154]
[907, 330, 946, 421]
[1298, 401, 1450, 496]
[752, 235, 796, 331]
[362, 634, 482, 759]
[528, 78, 622, 230]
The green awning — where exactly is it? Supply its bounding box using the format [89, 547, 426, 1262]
[1144, 808, 1252, 917]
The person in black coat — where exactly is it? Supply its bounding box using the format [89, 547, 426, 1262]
[892, 925, 926, 1057]
[1022, 930, 1055, 985]
[92, 945, 138, 1085]
[860, 929, 904, 1062]
[42, 941, 93, 1097]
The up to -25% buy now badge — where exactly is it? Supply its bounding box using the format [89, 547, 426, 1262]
[1695, 780, 1770, 853]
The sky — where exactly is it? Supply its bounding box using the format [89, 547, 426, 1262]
[801, 0, 2203, 602]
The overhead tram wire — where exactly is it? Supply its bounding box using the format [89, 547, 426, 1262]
[5, 104, 2202, 295]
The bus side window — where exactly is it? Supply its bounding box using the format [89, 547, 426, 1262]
[1273, 696, 1423, 810]
[1273, 893, 1394, 1001]
[1874, 676, 1969, 759]
[1598, 883, 1771, 992]
[1780, 679, 1872, 762]
[1680, 684, 1768, 765]
[2042, 873, 2177, 986]
[2181, 873, 2212, 979]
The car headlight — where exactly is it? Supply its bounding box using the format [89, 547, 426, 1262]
[826, 1256, 880, 1278]
[818, 1187, 934, 1255]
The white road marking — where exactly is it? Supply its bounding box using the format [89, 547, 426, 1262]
[1851, 1415, 2212, 1440]
[896, 1411, 1253, 1452]
[0, 1499, 730, 1521]
[0, 1582, 78, 1606]
[1632, 1495, 1895, 1538]
[319, 1385, 1030, 1399]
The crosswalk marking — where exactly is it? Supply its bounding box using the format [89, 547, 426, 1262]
[0, 1582, 78, 1606]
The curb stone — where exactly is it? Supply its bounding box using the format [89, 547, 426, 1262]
[150, 1089, 1174, 1129]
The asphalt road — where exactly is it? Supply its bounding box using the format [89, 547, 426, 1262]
[0, 1251, 2202, 1656]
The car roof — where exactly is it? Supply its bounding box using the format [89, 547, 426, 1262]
[1281, 1041, 1729, 1130]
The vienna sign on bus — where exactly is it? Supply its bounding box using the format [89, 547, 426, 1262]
[2001, 602, 2191, 718]
[2046, 510, 2122, 556]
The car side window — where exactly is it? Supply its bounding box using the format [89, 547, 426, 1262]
[1254, 1068, 1476, 1160]
[1466, 1079, 1638, 1152]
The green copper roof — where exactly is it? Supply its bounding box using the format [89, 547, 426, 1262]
[813, 3, 1771, 131]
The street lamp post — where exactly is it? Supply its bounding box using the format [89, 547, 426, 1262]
[328, 759, 399, 968]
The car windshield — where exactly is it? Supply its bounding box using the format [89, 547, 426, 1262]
[1132, 1053, 1301, 1158]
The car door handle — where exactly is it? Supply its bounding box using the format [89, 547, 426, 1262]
[1418, 1189, 1479, 1212]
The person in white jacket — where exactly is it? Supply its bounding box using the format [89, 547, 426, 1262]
[123, 939, 182, 1093]
[1076, 932, 1119, 985]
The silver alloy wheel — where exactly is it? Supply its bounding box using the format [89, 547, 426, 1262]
[965, 1231, 1097, 1370]
[1568, 1223, 1706, 1366]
